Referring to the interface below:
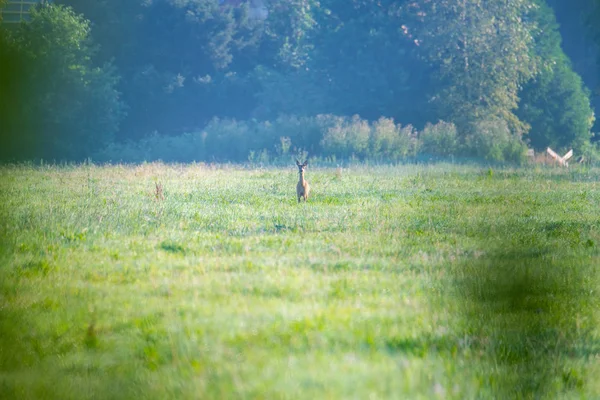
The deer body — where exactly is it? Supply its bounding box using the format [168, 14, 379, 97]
[296, 160, 310, 203]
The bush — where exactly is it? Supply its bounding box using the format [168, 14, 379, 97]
[202, 119, 257, 161]
[320, 115, 370, 159]
[268, 115, 329, 155]
[578, 141, 600, 165]
[419, 121, 459, 157]
[369, 118, 412, 160]
[394, 124, 420, 160]
[464, 118, 527, 163]
[369, 117, 396, 159]
[94, 132, 206, 163]
[318, 115, 419, 161]
[95, 114, 528, 164]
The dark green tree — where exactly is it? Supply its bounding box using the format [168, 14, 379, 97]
[247, 0, 324, 119]
[517, 1, 594, 151]
[310, 0, 431, 124]
[0, 0, 6, 21]
[58, 0, 266, 138]
[406, 0, 538, 135]
[252, 0, 432, 127]
[583, 0, 600, 108]
[0, 4, 125, 160]
[261, 0, 318, 69]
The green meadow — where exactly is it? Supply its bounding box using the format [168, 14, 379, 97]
[0, 163, 599, 399]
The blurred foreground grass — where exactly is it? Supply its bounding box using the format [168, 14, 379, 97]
[0, 162, 599, 399]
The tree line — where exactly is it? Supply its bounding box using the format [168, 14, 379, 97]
[0, 0, 598, 162]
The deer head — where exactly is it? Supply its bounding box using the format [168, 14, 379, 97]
[296, 159, 308, 174]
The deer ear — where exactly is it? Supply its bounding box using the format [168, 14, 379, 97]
[296, 159, 301, 166]
[303, 160, 308, 166]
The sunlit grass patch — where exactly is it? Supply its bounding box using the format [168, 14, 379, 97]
[0, 163, 599, 399]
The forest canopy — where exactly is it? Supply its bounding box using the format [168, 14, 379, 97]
[0, 0, 599, 163]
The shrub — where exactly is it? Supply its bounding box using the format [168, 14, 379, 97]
[96, 114, 426, 163]
[319, 115, 419, 161]
[419, 121, 459, 157]
[94, 132, 206, 163]
[269, 115, 328, 155]
[369, 117, 397, 160]
[202, 118, 255, 161]
[319, 116, 351, 158]
[464, 118, 527, 163]
[393, 124, 419, 160]
[578, 141, 600, 165]
[320, 115, 371, 159]
[369, 119, 419, 161]
[94, 114, 532, 164]
[275, 136, 292, 157]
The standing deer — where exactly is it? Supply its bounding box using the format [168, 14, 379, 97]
[296, 159, 310, 203]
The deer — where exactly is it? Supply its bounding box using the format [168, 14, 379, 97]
[296, 159, 310, 203]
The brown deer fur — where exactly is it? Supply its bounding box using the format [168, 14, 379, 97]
[296, 160, 310, 203]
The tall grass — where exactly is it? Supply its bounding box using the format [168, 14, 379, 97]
[0, 162, 599, 399]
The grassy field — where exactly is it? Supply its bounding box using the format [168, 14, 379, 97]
[0, 162, 599, 399]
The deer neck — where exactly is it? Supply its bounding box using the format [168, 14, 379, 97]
[298, 171, 305, 185]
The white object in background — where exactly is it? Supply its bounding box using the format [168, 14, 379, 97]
[546, 147, 573, 167]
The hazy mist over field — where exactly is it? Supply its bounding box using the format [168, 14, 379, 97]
[1, 1, 600, 399]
